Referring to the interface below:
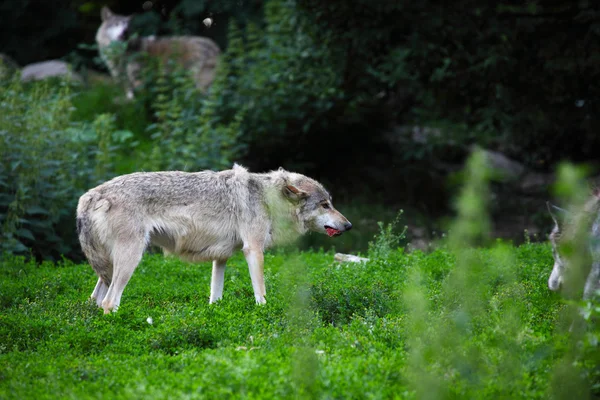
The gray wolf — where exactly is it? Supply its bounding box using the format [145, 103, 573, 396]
[77, 165, 352, 313]
[96, 6, 221, 99]
[547, 194, 600, 300]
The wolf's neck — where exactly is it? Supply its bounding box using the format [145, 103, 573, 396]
[264, 187, 305, 247]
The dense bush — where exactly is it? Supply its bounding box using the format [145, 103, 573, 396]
[0, 78, 131, 260]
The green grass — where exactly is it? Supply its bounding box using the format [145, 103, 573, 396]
[0, 243, 569, 399]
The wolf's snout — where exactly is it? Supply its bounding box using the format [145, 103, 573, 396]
[324, 220, 351, 237]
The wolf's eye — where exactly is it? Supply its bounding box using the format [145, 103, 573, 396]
[322, 203, 330, 209]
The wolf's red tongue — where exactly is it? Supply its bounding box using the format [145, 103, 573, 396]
[326, 227, 341, 237]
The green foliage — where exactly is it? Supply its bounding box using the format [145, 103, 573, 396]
[195, 0, 350, 171]
[579, 299, 600, 393]
[0, 239, 569, 398]
[552, 164, 593, 299]
[0, 77, 131, 260]
[70, 81, 148, 143]
[132, 32, 245, 172]
[368, 210, 408, 260]
[402, 152, 598, 399]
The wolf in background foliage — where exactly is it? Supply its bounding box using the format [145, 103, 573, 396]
[77, 165, 353, 314]
[95, 6, 221, 99]
[548, 192, 600, 300]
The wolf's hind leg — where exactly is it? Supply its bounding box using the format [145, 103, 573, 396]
[101, 237, 146, 314]
[90, 278, 109, 307]
[209, 259, 227, 304]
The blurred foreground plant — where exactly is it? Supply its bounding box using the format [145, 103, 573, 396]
[405, 150, 540, 398]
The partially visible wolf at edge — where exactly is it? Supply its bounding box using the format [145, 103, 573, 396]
[95, 6, 221, 99]
[547, 191, 600, 301]
[77, 165, 353, 314]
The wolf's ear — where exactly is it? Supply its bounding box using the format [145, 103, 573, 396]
[101, 6, 114, 21]
[283, 184, 308, 202]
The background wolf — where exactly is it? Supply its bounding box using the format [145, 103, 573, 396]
[95, 6, 221, 98]
[548, 194, 600, 300]
[76, 165, 352, 314]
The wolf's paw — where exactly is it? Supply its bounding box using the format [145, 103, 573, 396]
[101, 299, 119, 314]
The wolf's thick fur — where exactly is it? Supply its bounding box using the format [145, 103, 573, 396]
[96, 6, 220, 98]
[77, 165, 352, 313]
[548, 193, 600, 300]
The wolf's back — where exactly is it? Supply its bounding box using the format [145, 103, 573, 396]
[139, 36, 221, 90]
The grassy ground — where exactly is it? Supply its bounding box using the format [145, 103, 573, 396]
[0, 241, 574, 399]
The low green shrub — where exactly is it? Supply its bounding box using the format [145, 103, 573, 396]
[0, 240, 570, 399]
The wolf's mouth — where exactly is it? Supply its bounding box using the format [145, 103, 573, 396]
[325, 226, 342, 237]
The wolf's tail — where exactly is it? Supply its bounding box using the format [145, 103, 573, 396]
[76, 191, 113, 285]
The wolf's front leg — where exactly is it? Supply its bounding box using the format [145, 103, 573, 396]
[209, 259, 227, 304]
[243, 246, 266, 304]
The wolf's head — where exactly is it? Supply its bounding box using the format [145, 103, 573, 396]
[276, 168, 352, 237]
[96, 6, 131, 49]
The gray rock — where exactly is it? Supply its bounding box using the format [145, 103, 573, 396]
[21, 60, 81, 82]
[479, 148, 526, 181]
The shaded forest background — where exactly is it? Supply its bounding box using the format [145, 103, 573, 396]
[1, 0, 600, 260]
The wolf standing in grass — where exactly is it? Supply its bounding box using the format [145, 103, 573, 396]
[96, 6, 221, 99]
[77, 165, 352, 313]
